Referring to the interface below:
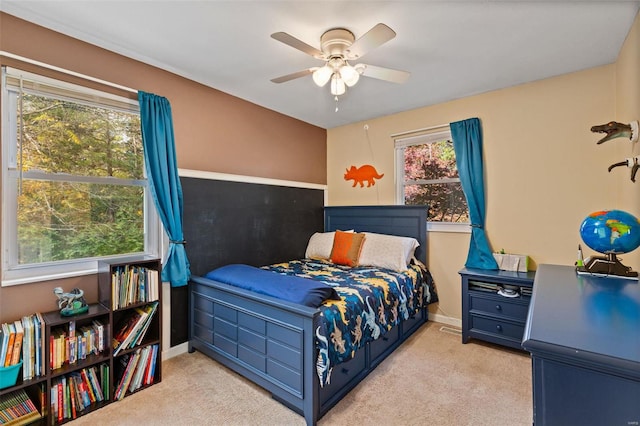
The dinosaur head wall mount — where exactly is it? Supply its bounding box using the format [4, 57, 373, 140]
[591, 120, 639, 183]
[590, 120, 639, 144]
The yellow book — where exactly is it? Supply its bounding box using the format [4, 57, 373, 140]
[10, 320, 23, 365]
[4, 323, 16, 367]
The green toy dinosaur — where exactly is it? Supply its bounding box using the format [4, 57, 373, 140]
[591, 121, 635, 144]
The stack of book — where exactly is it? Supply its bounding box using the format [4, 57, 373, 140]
[113, 344, 158, 401]
[0, 313, 46, 380]
[0, 388, 41, 425]
[0, 321, 24, 369]
[111, 266, 160, 310]
[112, 302, 158, 356]
[50, 363, 108, 422]
[49, 320, 106, 370]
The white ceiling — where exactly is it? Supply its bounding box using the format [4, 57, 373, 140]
[1, 1, 639, 129]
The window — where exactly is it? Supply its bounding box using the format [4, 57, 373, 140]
[395, 128, 469, 232]
[1, 67, 159, 285]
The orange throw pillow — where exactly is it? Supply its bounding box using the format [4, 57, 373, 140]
[330, 230, 365, 267]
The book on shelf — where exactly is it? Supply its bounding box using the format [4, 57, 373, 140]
[49, 319, 106, 371]
[19, 313, 45, 381]
[145, 344, 158, 386]
[0, 388, 41, 426]
[19, 317, 31, 381]
[113, 344, 158, 401]
[113, 350, 140, 401]
[2, 322, 16, 367]
[0, 324, 7, 369]
[35, 312, 45, 377]
[112, 301, 158, 356]
[50, 364, 108, 422]
[9, 321, 23, 366]
[111, 265, 160, 310]
[0, 318, 32, 370]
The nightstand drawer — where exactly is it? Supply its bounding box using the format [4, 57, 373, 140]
[470, 293, 529, 321]
[470, 315, 525, 341]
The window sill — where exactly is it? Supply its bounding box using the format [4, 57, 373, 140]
[2, 268, 98, 287]
[427, 222, 471, 233]
[2, 254, 158, 287]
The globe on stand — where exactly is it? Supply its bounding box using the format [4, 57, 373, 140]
[578, 210, 640, 279]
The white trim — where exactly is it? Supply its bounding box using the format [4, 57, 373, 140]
[178, 168, 328, 191]
[429, 313, 462, 328]
[427, 222, 471, 233]
[0, 51, 138, 94]
[394, 130, 452, 148]
[162, 342, 189, 361]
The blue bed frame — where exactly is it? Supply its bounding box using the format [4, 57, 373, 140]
[188, 206, 428, 425]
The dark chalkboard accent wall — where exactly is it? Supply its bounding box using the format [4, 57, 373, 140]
[170, 176, 325, 345]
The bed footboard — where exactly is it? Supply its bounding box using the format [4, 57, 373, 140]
[189, 276, 428, 425]
[189, 276, 320, 425]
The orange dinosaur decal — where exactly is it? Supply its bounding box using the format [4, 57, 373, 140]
[344, 165, 384, 188]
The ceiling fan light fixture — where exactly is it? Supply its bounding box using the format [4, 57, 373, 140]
[340, 64, 360, 87]
[312, 65, 332, 87]
[330, 73, 346, 96]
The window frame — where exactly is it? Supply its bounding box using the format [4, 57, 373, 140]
[394, 128, 471, 234]
[1, 67, 161, 286]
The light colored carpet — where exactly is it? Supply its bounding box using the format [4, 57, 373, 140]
[72, 322, 532, 425]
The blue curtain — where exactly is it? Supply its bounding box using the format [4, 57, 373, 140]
[139, 91, 191, 286]
[450, 118, 498, 270]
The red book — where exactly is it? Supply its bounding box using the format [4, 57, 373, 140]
[57, 382, 63, 422]
[68, 376, 77, 419]
[80, 369, 96, 403]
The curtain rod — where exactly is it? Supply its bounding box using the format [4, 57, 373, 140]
[390, 123, 449, 139]
[0, 51, 138, 94]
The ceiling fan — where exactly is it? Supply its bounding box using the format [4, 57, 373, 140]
[270, 23, 410, 97]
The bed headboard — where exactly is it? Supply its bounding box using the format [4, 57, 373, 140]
[324, 205, 428, 264]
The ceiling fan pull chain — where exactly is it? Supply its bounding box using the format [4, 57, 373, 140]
[335, 95, 339, 112]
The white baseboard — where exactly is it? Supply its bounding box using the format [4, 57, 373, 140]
[429, 312, 461, 328]
[162, 342, 189, 361]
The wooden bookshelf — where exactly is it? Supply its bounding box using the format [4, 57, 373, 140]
[97, 257, 162, 403]
[0, 257, 162, 425]
[0, 313, 47, 425]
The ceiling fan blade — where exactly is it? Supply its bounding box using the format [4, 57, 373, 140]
[271, 32, 325, 59]
[346, 23, 396, 60]
[358, 64, 410, 84]
[270, 68, 315, 84]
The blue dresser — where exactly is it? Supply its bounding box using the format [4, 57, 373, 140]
[522, 264, 640, 425]
[460, 267, 536, 350]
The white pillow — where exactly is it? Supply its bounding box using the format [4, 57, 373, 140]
[305, 230, 355, 260]
[305, 232, 335, 260]
[358, 232, 420, 272]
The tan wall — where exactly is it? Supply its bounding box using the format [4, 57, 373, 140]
[615, 11, 640, 270]
[328, 64, 626, 321]
[0, 13, 326, 322]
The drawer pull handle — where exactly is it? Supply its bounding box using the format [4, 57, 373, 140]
[341, 368, 349, 375]
[382, 337, 389, 341]
[496, 325, 503, 332]
[495, 305, 502, 311]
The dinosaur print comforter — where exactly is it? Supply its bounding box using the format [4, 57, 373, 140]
[262, 259, 438, 387]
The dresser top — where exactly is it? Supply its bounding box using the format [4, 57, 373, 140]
[459, 267, 536, 285]
[523, 264, 640, 366]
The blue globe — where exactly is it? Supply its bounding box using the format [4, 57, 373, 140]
[580, 210, 640, 254]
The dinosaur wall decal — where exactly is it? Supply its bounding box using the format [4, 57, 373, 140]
[591, 120, 639, 183]
[608, 156, 640, 182]
[344, 164, 384, 188]
[590, 120, 639, 144]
